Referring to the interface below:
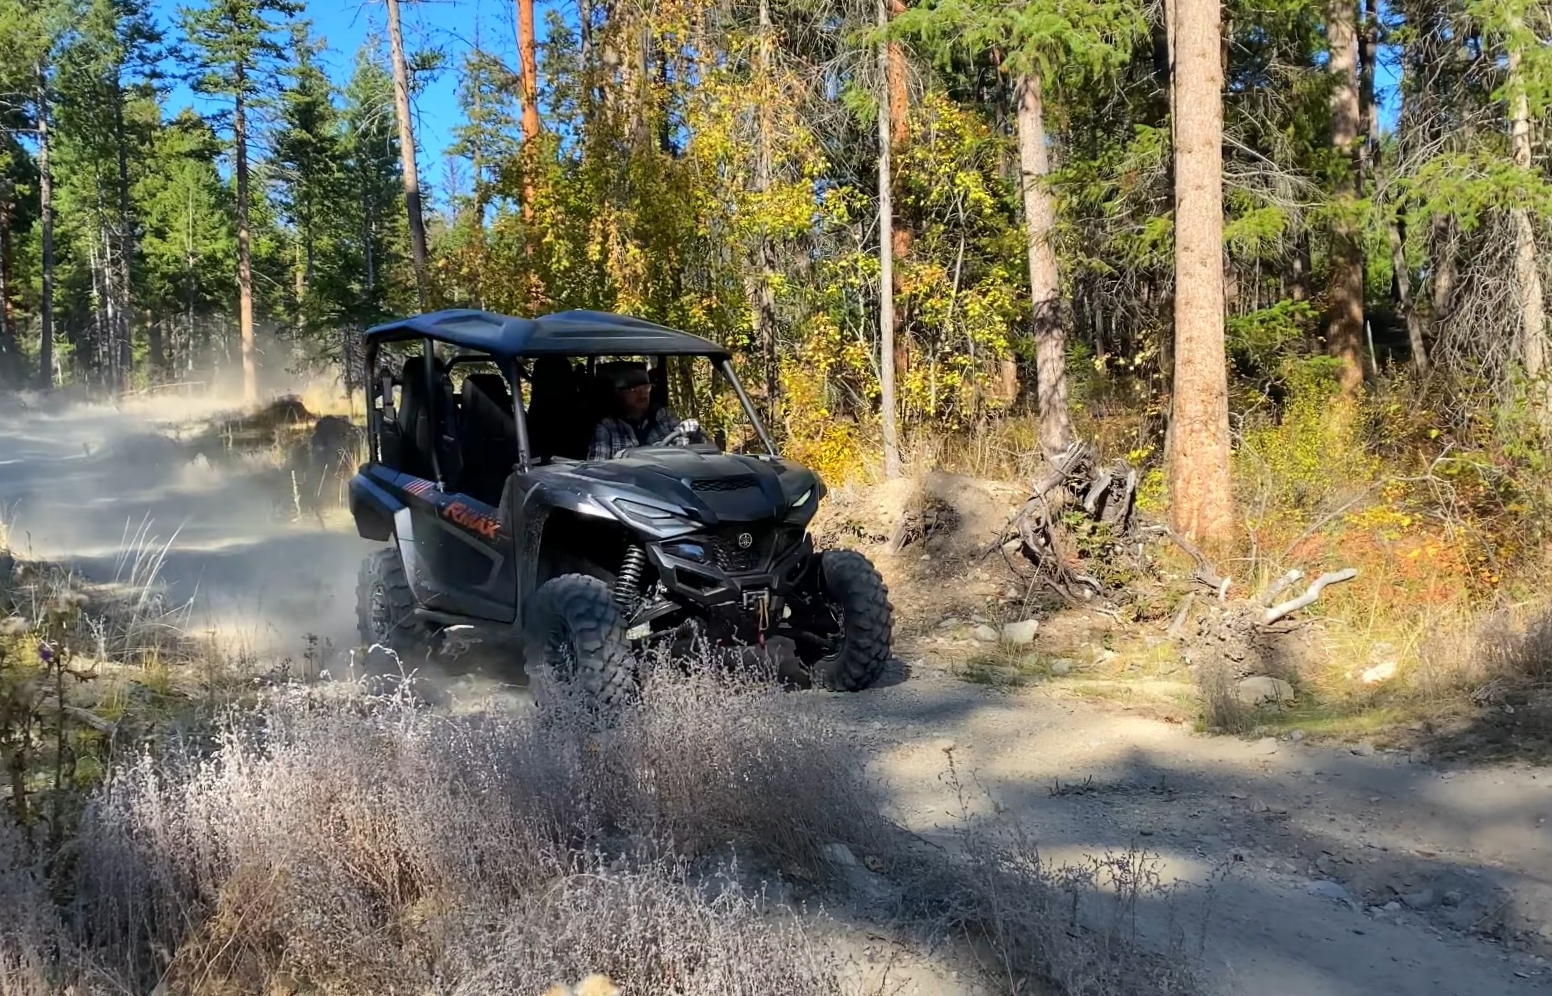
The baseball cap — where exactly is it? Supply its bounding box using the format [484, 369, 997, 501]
[609, 365, 651, 390]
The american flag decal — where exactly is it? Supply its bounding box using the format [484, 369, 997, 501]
[404, 479, 436, 498]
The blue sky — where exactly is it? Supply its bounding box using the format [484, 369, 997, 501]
[150, 0, 557, 209]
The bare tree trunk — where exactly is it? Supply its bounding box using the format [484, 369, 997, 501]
[1389, 212, 1428, 374]
[876, 0, 901, 478]
[37, 63, 55, 390]
[1014, 72, 1074, 457]
[1326, 0, 1364, 394]
[234, 72, 257, 400]
[1167, 0, 1233, 546]
[386, 0, 430, 308]
[1508, 44, 1547, 388]
[1430, 215, 1456, 326]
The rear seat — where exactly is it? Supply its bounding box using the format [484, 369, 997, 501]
[456, 373, 520, 504]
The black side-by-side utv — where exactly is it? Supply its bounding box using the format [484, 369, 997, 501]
[347, 308, 892, 702]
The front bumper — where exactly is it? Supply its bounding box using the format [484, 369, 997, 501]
[646, 528, 812, 608]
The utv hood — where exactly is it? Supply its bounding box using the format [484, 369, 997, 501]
[557, 447, 821, 526]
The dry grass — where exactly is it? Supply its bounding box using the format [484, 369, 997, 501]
[0, 653, 1204, 996]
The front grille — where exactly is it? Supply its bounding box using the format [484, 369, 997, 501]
[702, 526, 802, 575]
[691, 475, 758, 493]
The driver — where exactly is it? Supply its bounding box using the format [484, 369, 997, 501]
[588, 364, 683, 460]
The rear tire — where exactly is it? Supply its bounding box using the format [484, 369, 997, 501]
[522, 574, 634, 706]
[811, 549, 893, 691]
[356, 546, 436, 665]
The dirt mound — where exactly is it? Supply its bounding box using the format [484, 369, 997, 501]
[187, 394, 318, 462]
[814, 472, 1022, 561]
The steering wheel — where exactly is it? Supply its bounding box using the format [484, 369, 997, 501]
[658, 418, 702, 448]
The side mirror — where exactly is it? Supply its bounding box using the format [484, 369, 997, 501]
[714, 428, 727, 451]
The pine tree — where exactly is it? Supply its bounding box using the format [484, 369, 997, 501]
[892, 0, 1145, 458]
[335, 47, 410, 388]
[134, 107, 235, 373]
[0, 0, 72, 387]
[55, 0, 163, 388]
[274, 22, 347, 342]
[177, 0, 302, 401]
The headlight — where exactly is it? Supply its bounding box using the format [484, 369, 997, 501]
[792, 487, 813, 507]
[663, 540, 708, 563]
[616, 498, 680, 522]
[612, 498, 697, 536]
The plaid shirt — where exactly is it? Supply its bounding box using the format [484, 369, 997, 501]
[588, 407, 682, 460]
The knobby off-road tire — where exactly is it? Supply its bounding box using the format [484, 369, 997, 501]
[812, 549, 893, 692]
[356, 547, 437, 666]
[522, 573, 633, 707]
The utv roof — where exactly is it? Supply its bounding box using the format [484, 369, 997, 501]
[363, 308, 731, 359]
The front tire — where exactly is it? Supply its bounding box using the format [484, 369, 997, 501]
[522, 574, 634, 706]
[811, 550, 893, 691]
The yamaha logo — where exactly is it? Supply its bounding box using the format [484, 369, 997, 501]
[737, 532, 754, 549]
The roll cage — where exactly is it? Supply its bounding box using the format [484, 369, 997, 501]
[360, 308, 779, 497]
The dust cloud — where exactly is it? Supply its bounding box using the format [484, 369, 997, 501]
[0, 385, 369, 666]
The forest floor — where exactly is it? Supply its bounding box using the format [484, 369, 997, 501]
[1, 391, 1548, 996]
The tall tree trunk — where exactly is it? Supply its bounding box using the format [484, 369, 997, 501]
[1167, 0, 1233, 546]
[148, 318, 164, 377]
[1378, 76, 1427, 375]
[876, 0, 901, 478]
[0, 184, 14, 381]
[1508, 43, 1547, 390]
[750, 0, 780, 422]
[1014, 72, 1074, 457]
[386, 0, 430, 308]
[1326, 0, 1365, 393]
[578, 0, 593, 125]
[113, 84, 134, 392]
[234, 73, 257, 401]
[186, 187, 197, 373]
[1359, 0, 1377, 190]
[37, 64, 55, 391]
[517, 0, 540, 219]
[887, 0, 911, 392]
[626, 20, 652, 152]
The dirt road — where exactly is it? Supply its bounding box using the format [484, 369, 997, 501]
[817, 657, 1551, 995]
[4, 395, 1548, 994]
[0, 394, 366, 661]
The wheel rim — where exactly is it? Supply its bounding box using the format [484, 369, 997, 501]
[367, 582, 394, 642]
[817, 604, 847, 665]
[545, 627, 578, 676]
